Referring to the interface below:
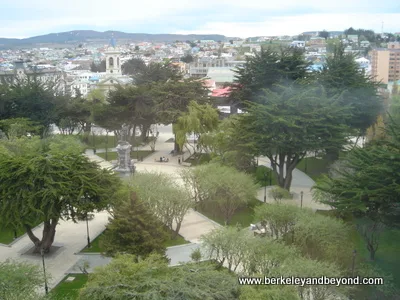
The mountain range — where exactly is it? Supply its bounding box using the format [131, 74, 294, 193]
[0, 30, 227, 47]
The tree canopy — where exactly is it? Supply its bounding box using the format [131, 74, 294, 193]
[0, 143, 120, 252]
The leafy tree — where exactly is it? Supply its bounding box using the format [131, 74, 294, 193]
[230, 47, 311, 107]
[90, 60, 106, 72]
[235, 84, 350, 190]
[182, 163, 258, 224]
[132, 60, 182, 85]
[0, 147, 120, 253]
[240, 285, 300, 300]
[268, 186, 292, 203]
[0, 117, 42, 138]
[131, 172, 193, 238]
[318, 30, 330, 40]
[254, 203, 298, 239]
[173, 101, 219, 153]
[0, 260, 45, 300]
[121, 58, 146, 76]
[199, 115, 256, 172]
[100, 190, 167, 258]
[319, 43, 382, 148]
[180, 54, 194, 63]
[313, 118, 400, 229]
[0, 80, 61, 136]
[79, 254, 239, 300]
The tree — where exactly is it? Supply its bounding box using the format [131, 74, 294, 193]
[79, 254, 239, 300]
[173, 101, 219, 153]
[182, 163, 258, 224]
[318, 30, 330, 40]
[121, 58, 146, 76]
[268, 186, 292, 203]
[131, 171, 193, 239]
[0, 117, 42, 139]
[319, 43, 382, 147]
[0, 260, 45, 300]
[254, 203, 298, 239]
[199, 115, 257, 172]
[100, 190, 167, 258]
[180, 54, 194, 63]
[230, 47, 311, 107]
[235, 84, 350, 190]
[0, 146, 120, 253]
[356, 220, 385, 261]
[0, 80, 61, 136]
[90, 60, 106, 72]
[240, 285, 300, 300]
[132, 60, 182, 85]
[313, 118, 400, 229]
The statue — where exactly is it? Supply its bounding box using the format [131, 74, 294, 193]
[120, 123, 129, 143]
[113, 123, 134, 175]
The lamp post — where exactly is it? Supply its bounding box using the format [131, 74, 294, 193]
[105, 132, 108, 161]
[304, 158, 308, 174]
[351, 249, 357, 277]
[40, 248, 49, 295]
[269, 168, 272, 186]
[300, 191, 303, 208]
[263, 171, 267, 203]
[86, 213, 91, 249]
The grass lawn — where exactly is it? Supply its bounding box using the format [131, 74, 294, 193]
[0, 222, 42, 245]
[96, 150, 154, 161]
[0, 227, 26, 245]
[51, 274, 88, 299]
[198, 198, 263, 227]
[296, 156, 333, 181]
[81, 229, 189, 253]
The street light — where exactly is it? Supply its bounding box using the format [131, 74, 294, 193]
[269, 168, 272, 186]
[300, 191, 304, 208]
[305, 158, 308, 174]
[86, 213, 91, 249]
[263, 171, 268, 203]
[40, 248, 49, 295]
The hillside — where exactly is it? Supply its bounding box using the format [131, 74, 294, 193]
[0, 30, 227, 47]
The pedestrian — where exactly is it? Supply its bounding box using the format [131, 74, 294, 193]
[93, 148, 96, 154]
[178, 157, 181, 164]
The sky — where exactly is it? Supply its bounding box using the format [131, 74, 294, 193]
[0, 0, 399, 39]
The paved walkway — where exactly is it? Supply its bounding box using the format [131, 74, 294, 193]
[256, 157, 331, 211]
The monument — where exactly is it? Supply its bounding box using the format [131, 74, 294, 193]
[114, 124, 135, 174]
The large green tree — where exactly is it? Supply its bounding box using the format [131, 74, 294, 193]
[0, 144, 120, 253]
[235, 84, 350, 190]
[318, 44, 382, 144]
[230, 47, 311, 107]
[313, 118, 400, 230]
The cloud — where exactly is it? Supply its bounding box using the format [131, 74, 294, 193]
[0, 0, 399, 38]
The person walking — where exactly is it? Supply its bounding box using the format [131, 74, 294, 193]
[178, 157, 181, 164]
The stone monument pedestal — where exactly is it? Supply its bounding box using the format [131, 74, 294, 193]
[114, 142, 134, 174]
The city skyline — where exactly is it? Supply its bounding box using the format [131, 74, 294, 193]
[0, 0, 399, 39]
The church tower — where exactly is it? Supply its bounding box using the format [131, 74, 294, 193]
[105, 35, 121, 75]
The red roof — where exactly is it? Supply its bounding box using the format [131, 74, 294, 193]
[211, 86, 232, 97]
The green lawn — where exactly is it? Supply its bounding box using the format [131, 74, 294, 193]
[0, 222, 42, 245]
[296, 156, 333, 181]
[51, 274, 88, 299]
[96, 150, 154, 161]
[81, 229, 189, 253]
[198, 198, 263, 227]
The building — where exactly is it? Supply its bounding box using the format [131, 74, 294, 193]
[370, 42, 400, 84]
[290, 41, 306, 48]
[206, 67, 236, 87]
[189, 57, 245, 77]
